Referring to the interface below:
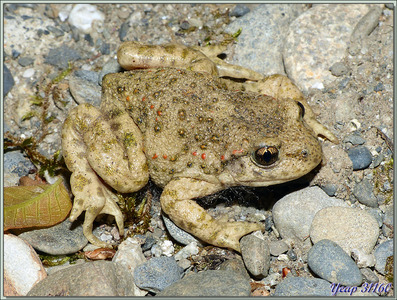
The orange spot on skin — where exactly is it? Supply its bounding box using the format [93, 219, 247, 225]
[150, 105, 154, 109]
[157, 111, 162, 116]
[155, 117, 158, 121]
[152, 154, 158, 159]
[163, 154, 168, 159]
[232, 149, 244, 155]
[192, 151, 198, 156]
[201, 153, 206, 159]
[142, 97, 146, 101]
[126, 96, 130, 101]
[221, 155, 225, 160]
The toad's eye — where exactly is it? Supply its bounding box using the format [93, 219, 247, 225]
[251, 146, 279, 167]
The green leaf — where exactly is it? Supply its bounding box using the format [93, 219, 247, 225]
[4, 178, 72, 231]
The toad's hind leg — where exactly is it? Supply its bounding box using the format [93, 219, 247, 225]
[62, 103, 149, 247]
[161, 178, 264, 252]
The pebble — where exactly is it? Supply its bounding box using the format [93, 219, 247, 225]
[18, 56, 34, 67]
[329, 61, 349, 77]
[274, 277, 332, 296]
[162, 214, 204, 247]
[374, 240, 393, 275]
[158, 270, 251, 296]
[347, 146, 373, 170]
[310, 207, 379, 255]
[112, 237, 147, 296]
[119, 21, 129, 41]
[320, 183, 338, 196]
[141, 234, 157, 251]
[74, 70, 99, 83]
[45, 45, 81, 69]
[4, 234, 47, 296]
[98, 58, 122, 85]
[4, 151, 35, 177]
[174, 242, 199, 261]
[284, 4, 374, 91]
[382, 206, 393, 237]
[308, 239, 362, 286]
[218, 258, 251, 280]
[27, 261, 137, 296]
[46, 25, 64, 37]
[366, 208, 383, 227]
[350, 6, 382, 42]
[360, 267, 379, 283]
[272, 186, 348, 241]
[133, 256, 183, 293]
[18, 219, 88, 255]
[226, 4, 305, 76]
[269, 240, 289, 256]
[68, 74, 102, 106]
[68, 4, 105, 33]
[3, 64, 15, 96]
[344, 133, 366, 145]
[351, 248, 376, 268]
[159, 240, 174, 256]
[353, 178, 378, 207]
[240, 231, 270, 278]
[229, 4, 250, 17]
[22, 68, 35, 78]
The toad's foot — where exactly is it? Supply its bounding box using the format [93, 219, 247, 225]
[161, 178, 264, 252]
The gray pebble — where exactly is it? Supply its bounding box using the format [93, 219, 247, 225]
[264, 216, 273, 231]
[269, 240, 289, 256]
[27, 261, 137, 296]
[374, 240, 393, 275]
[382, 206, 393, 237]
[361, 267, 379, 283]
[3, 64, 15, 96]
[162, 214, 203, 247]
[350, 6, 382, 42]
[347, 146, 372, 170]
[372, 153, 384, 168]
[69, 75, 102, 106]
[374, 82, 384, 92]
[46, 25, 64, 37]
[179, 20, 190, 30]
[338, 77, 351, 90]
[98, 58, 122, 85]
[12, 49, 21, 58]
[366, 208, 384, 227]
[19, 219, 88, 255]
[353, 178, 378, 207]
[45, 45, 81, 69]
[240, 232, 270, 278]
[329, 62, 349, 76]
[158, 270, 250, 296]
[141, 235, 157, 252]
[119, 22, 129, 41]
[229, 4, 250, 17]
[4, 151, 35, 177]
[74, 70, 99, 84]
[18, 56, 34, 67]
[133, 256, 183, 293]
[320, 183, 338, 196]
[274, 277, 332, 296]
[287, 248, 297, 261]
[344, 133, 366, 145]
[219, 258, 251, 280]
[308, 239, 362, 286]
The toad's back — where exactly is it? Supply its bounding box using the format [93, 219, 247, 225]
[101, 68, 314, 187]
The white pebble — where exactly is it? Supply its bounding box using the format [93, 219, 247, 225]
[311, 81, 324, 90]
[68, 4, 105, 33]
[160, 240, 174, 257]
[174, 242, 199, 261]
[22, 68, 35, 78]
[58, 4, 73, 22]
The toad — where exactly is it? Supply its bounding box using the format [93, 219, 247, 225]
[62, 41, 338, 252]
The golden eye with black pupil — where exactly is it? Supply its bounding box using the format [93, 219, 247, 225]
[251, 146, 279, 167]
[297, 101, 305, 119]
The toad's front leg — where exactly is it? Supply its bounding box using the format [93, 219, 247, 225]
[160, 178, 264, 252]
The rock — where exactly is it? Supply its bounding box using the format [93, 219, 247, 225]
[162, 214, 204, 247]
[361, 268, 379, 284]
[374, 240, 393, 275]
[274, 277, 332, 296]
[348, 146, 373, 170]
[27, 261, 137, 296]
[353, 178, 378, 207]
[158, 270, 251, 296]
[272, 186, 348, 241]
[219, 258, 251, 280]
[350, 6, 382, 42]
[68, 74, 102, 106]
[68, 4, 105, 33]
[18, 56, 34, 67]
[174, 242, 199, 261]
[98, 58, 123, 85]
[229, 4, 250, 17]
[45, 44, 81, 69]
[269, 240, 289, 256]
[226, 4, 305, 75]
[351, 248, 376, 268]
[19, 219, 88, 255]
[343, 133, 366, 145]
[284, 4, 376, 91]
[382, 206, 393, 237]
[112, 237, 147, 296]
[4, 151, 35, 178]
[240, 231, 270, 278]
[3, 64, 15, 96]
[310, 207, 379, 255]
[133, 256, 183, 293]
[366, 208, 384, 227]
[74, 70, 99, 83]
[329, 61, 349, 77]
[4, 234, 47, 296]
[308, 239, 362, 286]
